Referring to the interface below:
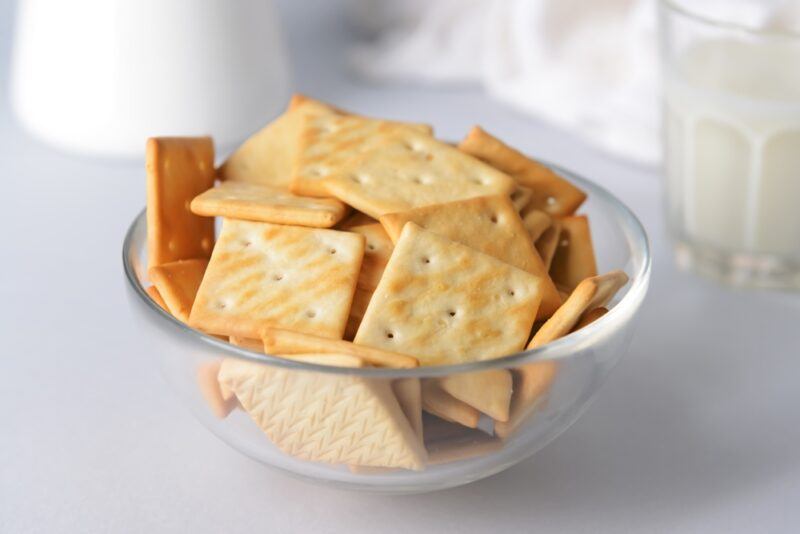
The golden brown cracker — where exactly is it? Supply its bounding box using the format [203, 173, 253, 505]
[550, 215, 598, 291]
[536, 219, 562, 271]
[347, 223, 393, 291]
[148, 259, 208, 322]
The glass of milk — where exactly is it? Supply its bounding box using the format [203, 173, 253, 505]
[661, 0, 800, 289]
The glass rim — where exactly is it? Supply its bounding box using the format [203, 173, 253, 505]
[660, 0, 800, 39]
[122, 162, 651, 379]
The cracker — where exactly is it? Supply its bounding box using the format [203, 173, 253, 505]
[536, 220, 562, 270]
[218, 95, 337, 187]
[147, 259, 209, 322]
[191, 181, 347, 228]
[189, 219, 365, 339]
[496, 271, 628, 438]
[347, 223, 393, 291]
[421, 380, 481, 429]
[439, 369, 513, 422]
[145, 286, 168, 311]
[550, 215, 598, 291]
[379, 195, 561, 318]
[522, 209, 552, 243]
[281, 353, 365, 367]
[427, 435, 503, 466]
[344, 287, 373, 341]
[218, 358, 426, 470]
[228, 336, 264, 352]
[337, 211, 377, 230]
[260, 327, 419, 368]
[197, 359, 237, 418]
[393, 378, 423, 438]
[292, 113, 434, 197]
[146, 137, 215, 267]
[458, 126, 586, 216]
[573, 307, 608, 331]
[354, 223, 543, 365]
[509, 185, 533, 212]
[315, 125, 516, 218]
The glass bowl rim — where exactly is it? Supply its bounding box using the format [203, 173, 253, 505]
[122, 162, 652, 378]
[660, 0, 800, 39]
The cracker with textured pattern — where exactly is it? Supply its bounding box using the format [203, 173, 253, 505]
[218, 358, 426, 470]
[550, 215, 598, 291]
[496, 271, 628, 438]
[379, 195, 561, 318]
[459, 126, 586, 216]
[148, 259, 209, 322]
[146, 137, 215, 267]
[191, 181, 348, 228]
[189, 219, 364, 339]
[260, 327, 419, 368]
[292, 113, 433, 197]
[218, 95, 338, 187]
[314, 125, 516, 218]
[347, 223, 393, 291]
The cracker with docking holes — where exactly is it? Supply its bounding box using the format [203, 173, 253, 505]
[496, 271, 628, 438]
[260, 327, 419, 368]
[191, 181, 348, 228]
[379, 195, 561, 318]
[550, 215, 598, 291]
[292, 113, 433, 197]
[146, 137, 215, 267]
[459, 126, 586, 216]
[148, 259, 208, 323]
[189, 219, 365, 339]
[347, 223, 394, 291]
[315, 124, 516, 218]
[217, 358, 427, 470]
[218, 95, 338, 187]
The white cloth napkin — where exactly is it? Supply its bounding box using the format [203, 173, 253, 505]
[348, 0, 661, 164]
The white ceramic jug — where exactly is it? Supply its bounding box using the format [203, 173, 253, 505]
[10, 0, 291, 157]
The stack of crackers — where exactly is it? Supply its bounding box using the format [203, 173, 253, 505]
[143, 95, 628, 471]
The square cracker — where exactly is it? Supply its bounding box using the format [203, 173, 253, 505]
[522, 209, 552, 243]
[189, 219, 365, 339]
[347, 223, 394, 291]
[439, 369, 513, 422]
[509, 185, 533, 212]
[379, 195, 561, 318]
[496, 270, 628, 438]
[344, 287, 373, 341]
[146, 137, 215, 267]
[190, 181, 348, 228]
[313, 125, 516, 218]
[536, 219, 562, 271]
[147, 259, 208, 322]
[145, 286, 168, 311]
[218, 95, 338, 187]
[459, 126, 586, 216]
[292, 113, 433, 197]
[218, 358, 426, 470]
[337, 211, 377, 230]
[421, 380, 481, 428]
[354, 223, 543, 365]
[260, 327, 419, 368]
[550, 215, 598, 291]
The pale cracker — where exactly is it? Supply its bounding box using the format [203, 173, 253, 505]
[421, 380, 481, 429]
[317, 128, 516, 218]
[145, 286, 168, 311]
[146, 137, 215, 267]
[190, 181, 347, 228]
[522, 209, 552, 243]
[509, 185, 533, 212]
[218, 358, 426, 469]
[292, 113, 434, 197]
[426, 435, 503, 466]
[379, 195, 561, 318]
[550, 215, 598, 291]
[354, 223, 543, 365]
[393, 378, 423, 438]
[344, 287, 373, 341]
[347, 223, 394, 291]
[228, 336, 264, 352]
[439, 369, 513, 422]
[496, 271, 628, 438]
[218, 95, 338, 187]
[281, 353, 365, 367]
[260, 327, 419, 368]
[536, 220, 562, 271]
[189, 219, 364, 339]
[148, 259, 209, 322]
[459, 126, 586, 216]
[197, 360, 237, 418]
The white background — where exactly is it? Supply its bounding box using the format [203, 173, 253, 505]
[2, 1, 799, 532]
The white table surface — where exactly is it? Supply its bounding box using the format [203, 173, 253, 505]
[2, 1, 799, 532]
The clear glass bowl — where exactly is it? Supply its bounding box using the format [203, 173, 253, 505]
[122, 165, 651, 494]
